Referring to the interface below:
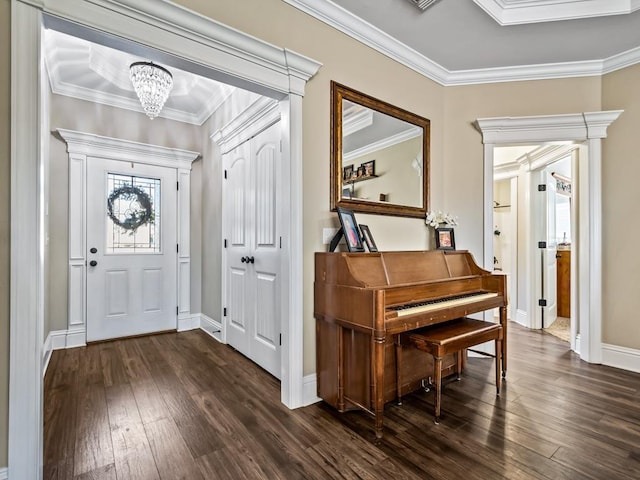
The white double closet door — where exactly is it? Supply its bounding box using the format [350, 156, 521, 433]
[86, 158, 177, 342]
[224, 121, 282, 379]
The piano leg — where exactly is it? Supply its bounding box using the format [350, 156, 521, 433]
[395, 339, 403, 406]
[373, 331, 386, 439]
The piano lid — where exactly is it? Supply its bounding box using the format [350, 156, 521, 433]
[315, 250, 488, 288]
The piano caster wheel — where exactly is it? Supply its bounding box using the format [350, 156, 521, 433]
[434, 416, 440, 425]
[397, 399, 403, 406]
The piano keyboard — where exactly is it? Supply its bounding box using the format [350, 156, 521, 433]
[390, 292, 498, 317]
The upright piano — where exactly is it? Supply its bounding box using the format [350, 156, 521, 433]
[314, 250, 507, 438]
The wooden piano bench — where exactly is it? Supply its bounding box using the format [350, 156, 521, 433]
[395, 317, 503, 424]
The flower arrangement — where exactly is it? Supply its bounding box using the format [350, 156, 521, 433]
[425, 210, 458, 228]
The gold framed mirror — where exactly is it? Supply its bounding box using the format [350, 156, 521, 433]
[330, 81, 430, 218]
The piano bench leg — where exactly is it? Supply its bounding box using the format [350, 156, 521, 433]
[433, 356, 443, 423]
[456, 350, 463, 381]
[495, 338, 502, 396]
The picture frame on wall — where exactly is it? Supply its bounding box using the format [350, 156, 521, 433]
[362, 159, 375, 177]
[359, 224, 378, 252]
[435, 227, 455, 250]
[343, 164, 354, 182]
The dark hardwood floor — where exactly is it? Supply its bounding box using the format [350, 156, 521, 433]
[44, 323, 640, 479]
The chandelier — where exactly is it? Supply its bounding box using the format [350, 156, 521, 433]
[129, 61, 174, 119]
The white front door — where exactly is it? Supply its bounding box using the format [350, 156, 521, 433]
[224, 122, 281, 378]
[86, 158, 177, 342]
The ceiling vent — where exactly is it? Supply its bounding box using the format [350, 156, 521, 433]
[408, 0, 440, 11]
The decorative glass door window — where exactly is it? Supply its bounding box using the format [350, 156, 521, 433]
[106, 173, 161, 253]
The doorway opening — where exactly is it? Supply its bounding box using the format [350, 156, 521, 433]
[493, 145, 575, 345]
[11, 1, 320, 475]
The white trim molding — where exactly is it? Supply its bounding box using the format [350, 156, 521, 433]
[199, 313, 223, 343]
[0, 467, 7, 480]
[211, 96, 281, 154]
[476, 110, 623, 366]
[11, 1, 320, 478]
[602, 343, 640, 374]
[473, 0, 640, 26]
[303, 374, 321, 407]
[283, 0, 640, 85]
[9, 2, 44, 479]
[57, 128, 199, 347]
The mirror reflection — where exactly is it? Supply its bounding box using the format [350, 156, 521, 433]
[331, 82, 430, 218]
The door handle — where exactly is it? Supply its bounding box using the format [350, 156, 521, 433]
[247, 256, 255, 264]
[556, 254, 562, 259]
[89, 260, 98, 267]
[90, 247, 97, 254]
[241, 256, 247, 263]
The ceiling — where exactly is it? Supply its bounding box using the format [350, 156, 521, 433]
[43, 29, 236, 125]
[285, 0, 640, 85]
[44, 1, 640, 124]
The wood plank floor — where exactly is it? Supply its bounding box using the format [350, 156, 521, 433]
[44, 323, 640, 479]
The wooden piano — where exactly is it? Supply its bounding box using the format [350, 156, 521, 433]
[314, 250, 507, 438]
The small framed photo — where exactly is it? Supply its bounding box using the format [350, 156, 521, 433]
[435, 227, 455, 250]
[359, 224, 378, 252]
[336, 206, 365, 252]
[343, 164, 354, 182]
[362, 159, 375, 177]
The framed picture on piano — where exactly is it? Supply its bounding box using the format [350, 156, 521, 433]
[359, 224, 378, 252]
[336, 206, 366, 252]
[435, 227, 456, 250]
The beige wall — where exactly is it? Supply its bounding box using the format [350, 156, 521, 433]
[47, 94, 205, 333]
[0, 0, 10, 468]
[602, 63, 640, 349]
[2, 0, 640, 465]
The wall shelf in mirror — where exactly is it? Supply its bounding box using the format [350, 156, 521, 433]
[331, 81, 430, 218]
[344, 174, 379, 185]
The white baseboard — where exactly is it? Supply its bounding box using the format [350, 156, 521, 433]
[0, 466, 7, 479]
[177, 314, 201, 332]
[602, 343, 640, 373]
[66, 327, 86, 348]
[42, 328, 86, 377]
[200, 313, 223, 343]
[302, 373, 320, 406]
[515, 309, 529, 327]
[42, 332, 54, 378]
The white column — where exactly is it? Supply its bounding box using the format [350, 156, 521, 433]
[9, 2, 44, 478]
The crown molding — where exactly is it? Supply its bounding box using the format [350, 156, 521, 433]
[473, 0, 640, 26]
[46, 70, 234, 125]
[343, 126, 421, 162]
[283, 0, 640, 86]
[56, 128, 200, 169]
[281, 0, 450, 83]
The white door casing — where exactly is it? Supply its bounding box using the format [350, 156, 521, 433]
[58, 129, 199, 345]
[11, 1, 319, 476]
[86, 159, 177, 341]
[477, 111, 622, 364]
[224, 120, 282, 379]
